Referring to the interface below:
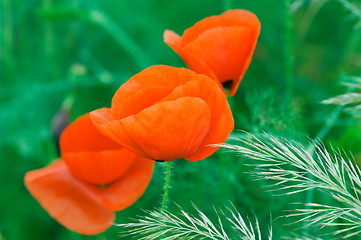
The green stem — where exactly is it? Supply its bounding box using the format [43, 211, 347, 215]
[336, 0, 361, 20]
[296, 0, 326, 44]
[43, 0, 54, 65]
[223, 0, 233, 11]
[79, 49, 115, 84]
[304, 104, 344, 232]
[1, 0, 13, 67]
[308, 105, 344, 152]
[284, 0, 294, 102]
[70, 232, 83, 240]
[86, 10, 153, 70]
[96, 233, 106, 240]
[161, 161, 172, 211]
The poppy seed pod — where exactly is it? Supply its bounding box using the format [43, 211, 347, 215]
[164, 9, 261, 96]
[24, 114, 154, 235]
[90, 65, 234, 162]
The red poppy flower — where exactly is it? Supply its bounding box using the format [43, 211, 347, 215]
[24, 114, 154, 235]
[164, 9, 261, 96]
[90, 65, 234, 162]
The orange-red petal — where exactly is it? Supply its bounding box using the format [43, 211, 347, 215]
[111, 86, 172, 119]
[60, 114, 119, 152]
[222, 9, 261, 37]
[98, 157, 155, 210]
[164, 30, 220, 88]
[91, 97, 212, 161]
[183, 26, 252, 88]
[181, 9, 260, 46]
[164, 9, 260, 96]
[60, 114, 136, 185]
[62, 149, 137, 185]
[24, 160, 114, 235]
[163, 30, 183, 56]
[160, 76, 233, 161]
[111, 65, 196, 107]
[90, 108, 141, 154]
[181, 15, 245, 45]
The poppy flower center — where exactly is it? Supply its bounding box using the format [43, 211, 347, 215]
[221, 80, 233, 89]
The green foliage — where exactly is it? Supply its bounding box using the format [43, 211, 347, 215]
[1, 0, 361, 239]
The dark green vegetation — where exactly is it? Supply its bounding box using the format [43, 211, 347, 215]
[1, 0, 361, 239]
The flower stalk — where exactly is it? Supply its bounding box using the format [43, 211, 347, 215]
[223, 0, 233, 11]
[284, 0, 294, 102]
[161, 161, 172, 211]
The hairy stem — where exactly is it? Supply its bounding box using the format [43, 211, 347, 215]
[161, 161, 172, 211]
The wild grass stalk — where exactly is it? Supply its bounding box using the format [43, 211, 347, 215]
[118, 203, 272, 240]
[284, 0, 294, 102]
[336, 0, 361, 21]
[223, 0, 233, 11]
[1, 0, 13, 68]
[221, 133, 361, 238]
[85, 8, 153, 70]
[295, 0, 327, 44]
[304, 103, 344, 233]
[42, 0, 54, 69]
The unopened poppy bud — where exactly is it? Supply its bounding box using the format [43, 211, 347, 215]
[51, 108, 70, 153]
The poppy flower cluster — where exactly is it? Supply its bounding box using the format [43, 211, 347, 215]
[24, 8, 260, 235]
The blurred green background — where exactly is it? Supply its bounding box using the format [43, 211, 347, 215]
[1, 0, 361, 239]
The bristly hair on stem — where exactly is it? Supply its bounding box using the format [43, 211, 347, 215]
[218, 132, 361, 238]
[161, 161, 172, 211]
[117, 203, 272, 240]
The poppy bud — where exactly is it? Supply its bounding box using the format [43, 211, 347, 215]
[51, 108, 70, 153]
[164, 9, 261, 96]
[90, 65, 234, 162]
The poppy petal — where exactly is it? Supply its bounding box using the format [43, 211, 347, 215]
[92, 97, 211, 161]
[24, 160, 115, 235]
[164, 30, 219, 87]
[165, 9, 260, 96]
[62, 149, 137, 185]
[60, 114, 136, 185]
[163, 30, 182, 56]
[222, 9, 261, 36]
[91, 108, 141, 155]
[183, 26, 254, 95]
[182, 15, 245, 45]
[111, 86, 172, 119]
[60, 114, 120, 153]
[111, 65, 195, 105]
[161, 77, 233, 161]
[99, 157, 155, 210]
